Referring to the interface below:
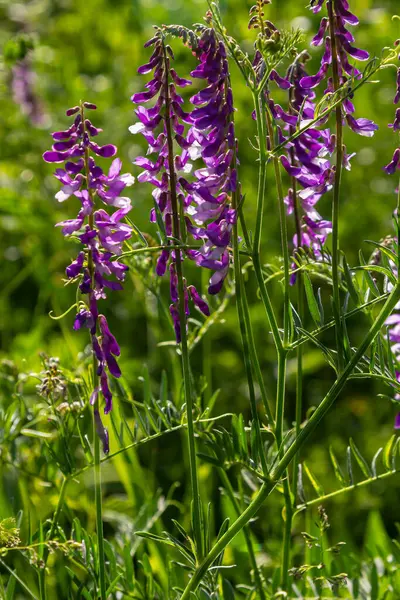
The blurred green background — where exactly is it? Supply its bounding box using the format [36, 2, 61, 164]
[1, 0, 400, 595]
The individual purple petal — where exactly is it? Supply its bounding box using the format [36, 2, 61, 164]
[346, 115, 378, 137]
[269, 69, 292, 89]
[99, 315, 120, 356]
[300, 64, 328, 89]
[43, 150, 70, 163]
[188, 285, 210, 316]
[395, 412, 400, 430]
[384, 148, 400, 175]
[169, 304, 181, 343]
[100, 371, 113, 414]
[170, 69, 192, 87]
[169, 263, 178, 303]
[66, 251, 85, 278]
[312, 17, 328, 46]
[389, 108, 400, 132]
[156, 249, 170, 276]
[89, 142, 117, 158]
[66, 106, 80, 116]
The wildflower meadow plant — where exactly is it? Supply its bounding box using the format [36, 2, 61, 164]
[7, 2, 400, 599]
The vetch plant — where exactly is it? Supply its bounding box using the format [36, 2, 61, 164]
[29, 3, 400, 600]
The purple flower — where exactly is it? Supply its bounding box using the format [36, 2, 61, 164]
[302, 0, 378, 137]
[394, 68, 400, 105]
[346, 115, 379, 137]
[384, 57, 400, 179]
[11, 57, 47, 126]
[271, 54, 334, 282]
[186, 28, 237, 295]
[43, 101, 133, 426]
[131, 32, 233, 342]
[395, 412, 400, 430]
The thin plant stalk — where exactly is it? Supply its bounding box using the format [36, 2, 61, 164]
[239, 274, 275, 425]
[291, 167, 304, 500]
[264, 102, 291, 348]
[93, 391, 107, 600]
[254, 89, 293, 588]
[162, 41, 203, 558]
[218, 469, 266, 600]
[327, 0, 345, 373]
[81, 104, 107, 600]
[251, 91, 283, 354]
[202, 268, 212, 410]
[232, 183, 269, 473]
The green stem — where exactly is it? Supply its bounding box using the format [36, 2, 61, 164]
[292, 178, 304, 502]
[202, 268, 212, 409]
[232, 184, 269, 473]
[264, 104, 291, 347]
[81, 102, 107, 599]
[252, 92, 283, 353]
[46, 477, 69, 543]
[296, 467, 399, 511]
[162, 42, 203, 559]
[93, 401, 107, 600]
[328, 0, 345, 373]
[39, 477, 70, 600]
[255, 90, 293, 590]
[180, 284, 400, 598]
[38, 570, 46, 600]
[239, 273, 275, 425]
[218, 469, 266, 600]
[275, 350, 293, 590]
[180, 481, 275, 600]
[281, 482, 293, 591]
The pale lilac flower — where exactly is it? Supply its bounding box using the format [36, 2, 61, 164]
[11, 57, 46, 126]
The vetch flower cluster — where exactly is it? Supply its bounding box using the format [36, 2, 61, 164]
[304, 0, 378, 137]
[130, 29, 236, 341]
[277, 54, 334, 280]
[183, 27, 237, 296]
[384, 58, 400, 176]
[130, 33, 210, 342]
[43, 102, 134, 451]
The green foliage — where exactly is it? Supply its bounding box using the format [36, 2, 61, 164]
[1, 0, 400, 598]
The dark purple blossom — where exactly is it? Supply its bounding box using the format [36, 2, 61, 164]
[185, 28, 237, 296]
[302, 0, 378, 137]
[43, 102, 134, 427]
[270, 53, 334, 282]
[130, 31, 234, 341]
[384, 58, 400, 178]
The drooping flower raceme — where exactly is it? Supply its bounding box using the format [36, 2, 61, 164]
[275, 53, 334, 281]
[130, 33, 210, 342]
[130, 30, 236, 341]
[183, 27, 237, 296]
[303, 0, 378, 137]
[43, 102, 134, 452]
